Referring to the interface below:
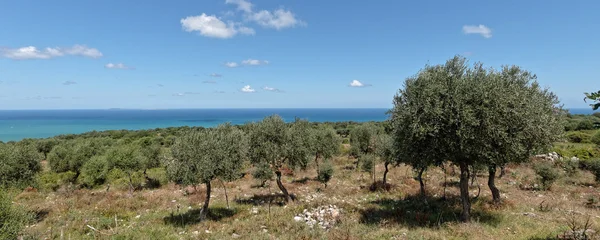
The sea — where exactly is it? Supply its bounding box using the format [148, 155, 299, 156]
[0, 109, 389, 142]
[0, 108, 595, 142]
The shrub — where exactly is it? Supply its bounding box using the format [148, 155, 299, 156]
[252, 162, 273, 187]
[317, 160, 334, 187]
[534, 162, 560, 190]
[591, 131, 600, 145]
[566, 131, 592, 143]
[581, 159, 600, 182]
[577, 120, 595, 130]
[36, 171, 77, 191]
[556, 159, 580, 177]
[145, 168, 168, 186]
[0, 144, 42, 188]
[0, 191, 33, 240]
[79, 156, 109, 188]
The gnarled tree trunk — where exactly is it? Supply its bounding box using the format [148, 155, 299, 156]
[459, 162, 471, 222]
[382, 162, 390, 185]
[417, 167, 426, 197]
[200, 181, 211, 220]
[499, 165, 506, 179]
[488, 165, 501, 203]
[275, 170, 291, 202]
[219, 179, 230, 209]
[314, 153, 320, 175]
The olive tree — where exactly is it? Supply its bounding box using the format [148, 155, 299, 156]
[374, 134, 394, 185]
[47, 138, 112, 179]
[585, 90, 600, 110]
[105, 144, 144, 194]
[167, 124, 248, 220]
[309, 125, 341, 176]
[35, 138, 60, 159]
[248, 115, 312, 202]
[0, 143, 41, 188]
[349, 123, 378, 169]
[391, 56, 562, 222]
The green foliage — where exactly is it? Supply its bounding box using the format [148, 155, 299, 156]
[581, 159, 600, 182]
[47, 138, 112, 174]
[577, 120, 595, 131]
[35, 138, 60, 159]
[585, 90, 600, 110]
[310, 125, 342, 162]
[248, 115, 288, 168]
[360, 154, 375, 174]
[134, 137, 163, 170]
[566, 131, 592, 143]
[591, 131, 600, 145]
[285, 119, 313, 170]
[167, 124, 248, 186]
[145, 168, 169, 186]
[349, 123, 378, 157]
[252, 162, 274, 184]
[79, 155, 109, 187]
[317, 159, 334, 187]
[534, 162, 560, 190]
[391, 56, 564, 221]
[374, 134, 394, 165]
[0, 143, 41, 188]
[0, 191, 33, 240]
[36, 171, 77, 191]
[556, 159, 579, 177]
[552, 143, 600, 160]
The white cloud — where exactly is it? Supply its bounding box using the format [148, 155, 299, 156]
[225, 0, 253, 13]
[242, 59, 269, 65]
[241, 85, 255, 93]
[63, 81, 77, 85]
[105, 63, 134, 70]
[157, 84, 164, 87]
[203, 80, 217, 84]
[225, 62, 239, 68]
[349, 80, 371, 87]
[173, 93, 185, 96]
[263, 86, 283, 92]
[181, 13, 254, 39]
[462, 25, 492, 38]
[209, 73, 222, 77]
[249, 9, 304, 30]
[1, 45, 102, 60]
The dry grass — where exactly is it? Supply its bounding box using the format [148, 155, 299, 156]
[15, 156, 600, 239]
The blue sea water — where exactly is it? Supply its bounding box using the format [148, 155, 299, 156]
[0, 109, 389, 142]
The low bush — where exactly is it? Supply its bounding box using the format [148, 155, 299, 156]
[556, 158, 580, 177]
[252, 162, 273, 187]
[36, 171, 77, 191]
[79, 155, 109, 188]
[145, 168, 168, 186]
[0, 191, 33, 239]
[581, 159, 600, 182]
[317, 160, 334, 187]
[534, 162, 560, 190]
[0, 144, 42, 188]
[566, 131, 592, 143]
[591, 131, 600, 145]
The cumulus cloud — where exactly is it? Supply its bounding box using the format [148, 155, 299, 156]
[349, 80, 371, 87]
[63, 81, 77, 85]
[242, 59, 269, 65]
[1, 45, 102, 60]
[241, 85, 255, 93]
[203, 80, 217, 84]
[225, 62, 239, 68]
[263, 86, 283, 92]
[462, 25, 492, 38]
[105, 63, 134, 70]
[249, 9, 304, 30]
[209, 73, 223, 77]
[181, 13, 254, 39]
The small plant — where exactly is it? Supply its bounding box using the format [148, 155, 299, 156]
[581, 159, 600, 183]
[0, 191, 34, 240]
[252, 162, 273, 187]
[592, 131, 600, 146]
[586, 196, 599, 208]
[317, 159, 334, 188]
[539, 200, 552, 212]
[559, 214, 597, 240]
[534, 162, 559, 190]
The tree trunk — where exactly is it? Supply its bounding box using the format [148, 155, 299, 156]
[499, 165, 506, 179]
[417, 167, 426, 197]
[442, 165, 447, 200]
[219, 179, 230, 209]
[127, 172, 134, 195]
[200, 181, 211, 220]
[459, 162, 471, 222]
[315, 153, 320, 176]
[488, 165, 501, 203]
[275, 170, 291, 202]
[383, 162, 390, 185]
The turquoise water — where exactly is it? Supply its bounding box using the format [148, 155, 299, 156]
[0, 109, 389, 141]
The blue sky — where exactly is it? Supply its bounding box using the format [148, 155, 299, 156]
[0, 0, 598, 109]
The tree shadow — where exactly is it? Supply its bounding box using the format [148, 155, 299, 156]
[163, 207, 237, 227]
[234, 194, 290, 206]
[369, 181, 394, 192]
[292, 177, 317, 184]
[32, 208, 50, 223]
[359, 194, 501, 228]
[439, 180, 460, 188]
[142, 177, 161, 190]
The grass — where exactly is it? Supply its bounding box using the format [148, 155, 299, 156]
[13, 152, 600, 239]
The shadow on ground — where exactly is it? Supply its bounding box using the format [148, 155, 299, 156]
[163, 207, 237, 226]
[360, 194, 501, 228]
[234, 193, 296, 206]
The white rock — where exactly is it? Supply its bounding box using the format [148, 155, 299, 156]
[294, 216, 303, 222]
